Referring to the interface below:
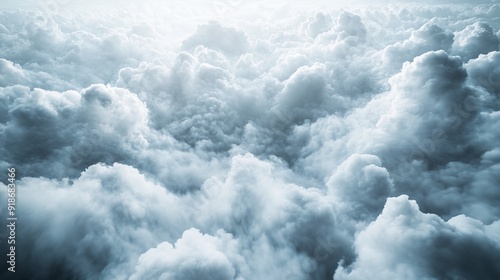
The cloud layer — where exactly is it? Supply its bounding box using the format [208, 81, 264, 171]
[1, 1, 499, 280]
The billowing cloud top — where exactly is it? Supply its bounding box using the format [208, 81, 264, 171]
[0, 1, 500, 280]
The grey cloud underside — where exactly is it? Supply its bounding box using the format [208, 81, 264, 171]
[0, 3, 500, 280]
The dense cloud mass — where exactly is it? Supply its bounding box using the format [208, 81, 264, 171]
[0, 1, 500, 279]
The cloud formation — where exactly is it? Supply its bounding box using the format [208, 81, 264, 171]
[335, 195, 500, 280]
[0, 1, 499, 280]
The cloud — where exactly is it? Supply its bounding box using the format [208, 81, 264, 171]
[0, 163, 189, 280]
[334, 195, 500, 280]
[0, 59, 27, 87]
[273, 63, 330, 123]
[383, 23, 454, 70]
[130, 228, 236, 280]
[452, 22, 500, 62]
[466, 51, 500, 96]
[192, 153, 346, 279]
[1, 3, 500, 280]
[327, 154, 394, 221]
[0, 84, 149, 178]
[181, 21, 249, 56]
[375, 50, 475, 156]
[303, 12, 333, 38]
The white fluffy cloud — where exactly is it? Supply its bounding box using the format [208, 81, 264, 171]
[1, 2, 500, 280]
[131, 228, 237, 280]
[335, 195, 500, 280]
[452, 22, 500, 62]
[1, 163, 189, 279]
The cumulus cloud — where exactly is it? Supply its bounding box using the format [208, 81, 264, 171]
[327, 154, 394, 221]
[131, 228, 237, 280]
[1, 2, 499, 280]
[466, 51, 500, 96]
[383, 23, 454, 70]
[1, 163, 189, 280]
[0, 84, 149, 178]
[182, 21, 249, 56]
[452, 22, 499, 62]
[335, 195, 500, 280]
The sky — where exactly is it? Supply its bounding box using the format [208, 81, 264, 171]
[0, 0, 500, 279]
